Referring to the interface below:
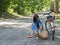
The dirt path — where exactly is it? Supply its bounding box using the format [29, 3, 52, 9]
[0, 16, 60, 45]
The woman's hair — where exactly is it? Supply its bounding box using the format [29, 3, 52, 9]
[33, 14, 39, 23]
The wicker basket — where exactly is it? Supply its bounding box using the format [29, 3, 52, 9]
[39, 31, 48, 39]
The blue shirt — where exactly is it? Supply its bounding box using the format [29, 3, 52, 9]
[32, 18, 43, 33]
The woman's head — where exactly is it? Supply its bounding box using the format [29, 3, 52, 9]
[33, 14, 39, 23]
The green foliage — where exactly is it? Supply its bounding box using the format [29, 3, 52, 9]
[0, 0, 55, 16]
[0, 0, 11, 12]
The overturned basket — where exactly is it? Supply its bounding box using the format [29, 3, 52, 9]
[39, 31, 48, 39]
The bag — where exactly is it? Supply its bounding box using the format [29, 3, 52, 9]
[39, 31, 48, 39]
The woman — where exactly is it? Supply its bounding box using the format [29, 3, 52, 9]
[32, 14, 43, 36]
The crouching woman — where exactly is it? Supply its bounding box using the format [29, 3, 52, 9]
[32, 14, 43, 37]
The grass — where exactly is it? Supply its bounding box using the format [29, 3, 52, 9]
[0, 8, 25, 19]
[57, 21, 60, 25]
[0, 11, 25, 19]
[55, 13, 60, 25]
[56, 16, 60, 19]
[55, 14, 60, 19]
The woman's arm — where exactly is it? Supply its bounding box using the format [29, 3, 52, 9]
[39, 18, 43, 26]
[32, 22, 39, 33]
[38, 18, 43, 30]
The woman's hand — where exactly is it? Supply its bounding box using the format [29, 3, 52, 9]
[39, 26, 43, 30]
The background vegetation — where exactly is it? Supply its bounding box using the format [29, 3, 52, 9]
[0, 0, 60, 18]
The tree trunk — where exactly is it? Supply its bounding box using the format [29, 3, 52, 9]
[54, 0, 59, 13]
[50, 0, 59, 13]
[50, 2, 54, 12]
